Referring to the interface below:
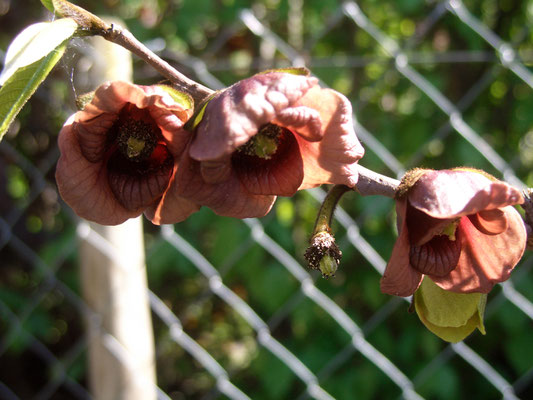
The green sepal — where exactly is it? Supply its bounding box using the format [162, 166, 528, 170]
[414, 278, 486, 343]
[52, 0, 109, 32]
[395, 168, 430, 200]
[156, 85, 194, 110]
[183, 91, 219, 132]
[75, 91, 95, 111]
[256, 67, 310, 77]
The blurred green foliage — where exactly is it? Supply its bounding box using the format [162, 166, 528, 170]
[1, 0, 533, 399]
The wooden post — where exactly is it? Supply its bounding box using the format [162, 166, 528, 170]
[77, 19, 157, 400]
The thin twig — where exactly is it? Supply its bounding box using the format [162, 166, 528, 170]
[101, 25, 215, 105]
[355, 164, 400, 198]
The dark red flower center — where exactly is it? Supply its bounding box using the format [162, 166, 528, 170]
[231, 123, 304, 196]
[117, 118, 157, 162]
[105, 104, 174, 211]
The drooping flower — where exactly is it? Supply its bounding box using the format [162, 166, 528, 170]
[56, 81, 199, 225]
[381, 168, 526, 297]
[176, 70, 365, 218]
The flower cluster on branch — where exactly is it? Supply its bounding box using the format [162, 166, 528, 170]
[56, 71, 365, 223]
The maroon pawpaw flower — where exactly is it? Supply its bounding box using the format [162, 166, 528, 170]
[56, 81, 199, 225]
[381, 169, 526, 297]
[176, 71, 365, 218]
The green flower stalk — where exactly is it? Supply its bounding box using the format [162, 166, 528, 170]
[304, 185, 350, 278]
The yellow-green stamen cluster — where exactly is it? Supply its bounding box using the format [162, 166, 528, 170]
[237, 124, 282, 159]
[117, 118, 157, 162]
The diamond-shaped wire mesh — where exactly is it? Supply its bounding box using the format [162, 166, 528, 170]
[1, 0, 533, 399]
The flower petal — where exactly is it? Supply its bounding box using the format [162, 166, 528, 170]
[430, 206, 526, 293]
[144, 166, 200, 224]
[274, 106, 322, 141]
[189, 72, 318, 161]
[106, 150, 173, 211]
[56, 116, 142, 225]
[75, 81, 192, 161]
[380, 200, 424, 297]
[468, 209, 507, 235]
[409, 169, 523, 219]
[409, 230, 462, 277]
[176, 149, 276, 218]
[294, 88, 364, 189]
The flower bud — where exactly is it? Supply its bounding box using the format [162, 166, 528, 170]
[304, 231, 342, 278]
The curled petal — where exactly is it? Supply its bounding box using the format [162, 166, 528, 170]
[409, 169, 523, 219]
[75, 112, 117, 162]
[176, 149, 276, 218]
[189, 72, 319, 161]
[274, 106, 322, 141]
[294, 88, 364, 189]
[409, 230, 462, 277]
[468, 209, 507, 235]
[380, 200, 424, 297]
[56, 116, 141, 225]
[430, 206, 526, 293]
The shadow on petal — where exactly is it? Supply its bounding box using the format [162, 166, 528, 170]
[176, 149, 276, 218]
[56, 117, 142, 225]
[232, 128, 304, 196]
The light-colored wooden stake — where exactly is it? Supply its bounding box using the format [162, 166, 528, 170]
[78, 19, 156, 400]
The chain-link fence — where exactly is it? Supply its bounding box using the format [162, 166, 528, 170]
[1, 0, 533, 399]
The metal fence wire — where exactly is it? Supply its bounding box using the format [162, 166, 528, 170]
[1, 0, 533, 399]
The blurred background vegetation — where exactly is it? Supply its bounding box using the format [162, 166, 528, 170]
[1, 0, 533, 399]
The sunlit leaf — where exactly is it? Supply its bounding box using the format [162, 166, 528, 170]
[0, 42, 68, 140]
[414, 278, 486, 343]
[40, 0, 54, 12]
[0, 18, 77, 85]
[156, 85, 194, 110]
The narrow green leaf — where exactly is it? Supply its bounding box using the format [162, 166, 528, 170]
[0, 18, 77, 85]
[183, 92, 219, 132]
[156, 85, 194, 110]
[40, 0, 54, 12]
[0, 41, 68, 140]
[256, 67, 310, 76]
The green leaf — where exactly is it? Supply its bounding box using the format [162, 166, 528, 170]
[0, 18, 78, 85]
[256, 67, 310, 76]
[40, 0, 54, 12]
[0, 41, 69, 140]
